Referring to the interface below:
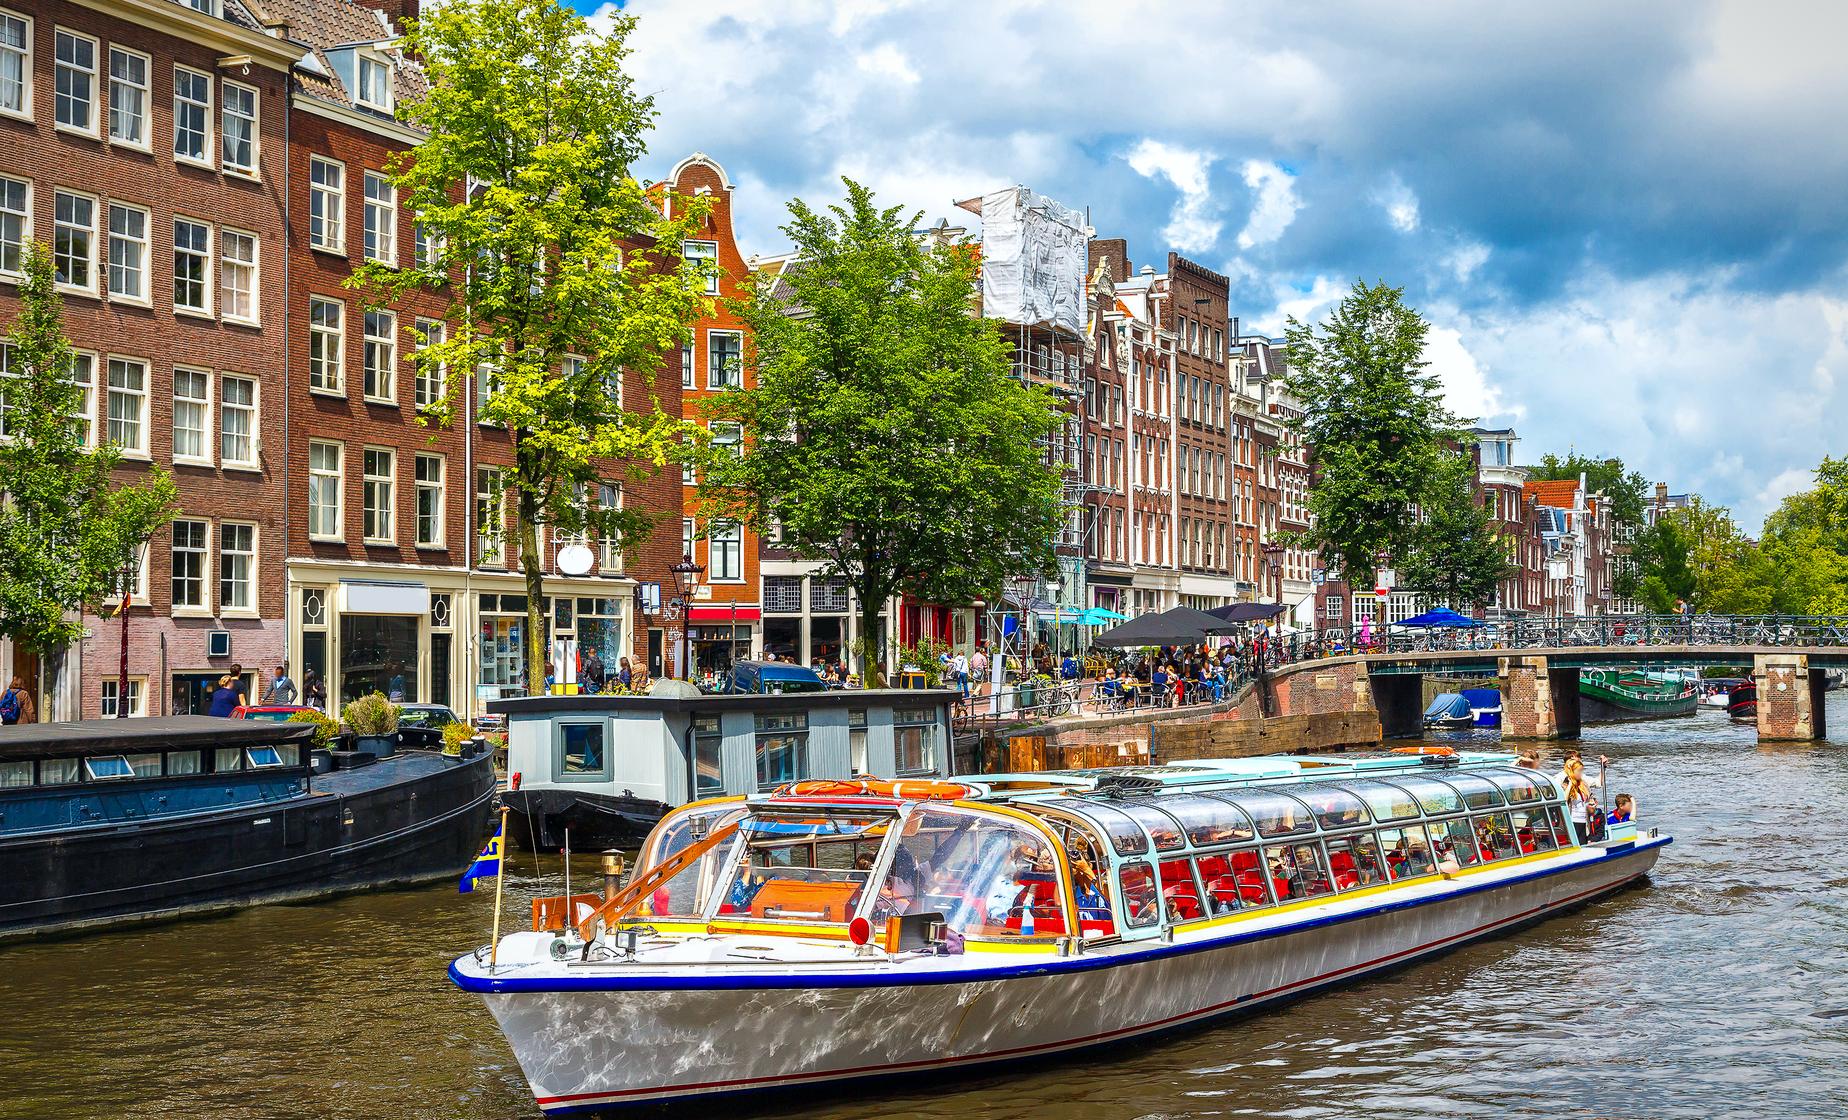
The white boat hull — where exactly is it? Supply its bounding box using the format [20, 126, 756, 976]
[460, 839, 1665, 1113]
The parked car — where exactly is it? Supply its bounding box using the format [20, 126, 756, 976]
[724, 660, 828, 695]
[396, 703, 462, 750]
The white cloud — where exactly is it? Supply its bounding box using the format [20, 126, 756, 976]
[1126, 139, 1221, 253]
[1423, 325, 1521, 424]
[1443, 240, 1491, 282]
[1374, 173, 1420, 232]
[1755, 466, 1816, 512]
[1235, 159, 1300, 250]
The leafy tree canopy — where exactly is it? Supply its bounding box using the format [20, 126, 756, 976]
[1529, 451, 1649, 527]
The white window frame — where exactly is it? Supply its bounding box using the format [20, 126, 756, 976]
[170, 518, 210, 615]
[0, 173, 28, 279]
[52, 188, 98, 296]
[708, 520, 743, 583]
[218, 521, 256, 615]
[66, 350, 96, 447]
[596, 481, 622, 573]
[362, 446, 395, 544]
[413, 217, 443, 273]
[0, 9, 30, 122]
[221, 79, 258, 176]
[100, 677, 147, 718]
[413, 317, 445, 408]
[680, 341, 693, 389]
[363, 170, 396, 265]
[362, 307, 396, 402]
[220, 372, 257, 469]
[219, 227, 257, 325]
[170, 365, 212, 465]
[106, 201, 150, 304]
[706, 329, 742, 390]
[107, 46, 149, 149]
[414, 452, 444, 549]
[104, 355, 148, 455]
[172, 65, 212, 167]
[684, 239, 718, 295]
[475, 466, 507, 567]
[356, 52, 393, 113]
[308, 440, 343, 541]
[172, 216, 211, 316]
[309, 156, 344, 253]
[54, 28, 98, 136]
[308, 295, 344, 394]
[0, 340, 17, 439]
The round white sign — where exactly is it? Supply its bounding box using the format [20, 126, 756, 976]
[556, 543, 595, 576]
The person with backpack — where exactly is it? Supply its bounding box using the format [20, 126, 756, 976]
[0, 676, 27, 724]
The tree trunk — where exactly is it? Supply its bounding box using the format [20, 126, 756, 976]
[856, 585, 885, 689]
[514, 442, 547, 697]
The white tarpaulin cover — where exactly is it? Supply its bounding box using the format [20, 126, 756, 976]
[980, 186, 1087, 335]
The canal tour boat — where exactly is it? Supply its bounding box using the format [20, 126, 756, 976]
[452, 750, 1667, 1113]
[0, 716, 496, 942]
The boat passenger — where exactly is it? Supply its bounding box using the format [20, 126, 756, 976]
[1515, 748, 1541, 770]
[1558, 750, 1606, 838]
[1609, 794, 1634, 825]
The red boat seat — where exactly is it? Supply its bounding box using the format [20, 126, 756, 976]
[1231, 850, 1260, 873]
[1196, 855, 1229, 880]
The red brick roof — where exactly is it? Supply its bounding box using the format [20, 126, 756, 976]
[1523, 479, 1579, 509]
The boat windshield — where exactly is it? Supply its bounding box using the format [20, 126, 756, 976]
[882, 806, 1063, 939]
[711, 812, 896, 926]
[636, 801, 749, 919]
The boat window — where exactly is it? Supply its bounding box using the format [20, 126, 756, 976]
[1211, 847, 1274, 909]
[1438, 773, 1504, 810]
[166, 750, 201, 776]
[1546, 806, 1573, 847]
[1485, 769, 1547, 805]
[638, 803, 748, 919]
[1152, 793, 1254, 847]
[1432, 818, 1482, 869]
[39, 757, 78, 785]
[1225, 790, 1316, 839]
[883, 807, 1060, 938]
[1325, 834, 1387, 890]
[555, 721, 609, 781]
[1158, 857, 1203, 923]
[1290, 785, 1371, 830]
[1510, 806, 1558, 854]
[1110, 800, 1189, 852]
[1264, 843, 1333, 901]
[1043, 799, 1149, 857]
[83, 756, 135, 780]
[1474, 813, 1520, 861]
[715, 812, 893, 926]
[0, 761, 31, 788]
[1339, 780, 1423, 823]
[245, 746, 286, 769]
[1391, 775, 1466, 816]
[1378, 825, 1436, 879]
[1119, 862, 1159, 928]
[1193, 852, 1242, 914]
[214, 747, 243, 773]
[125, 752, 162, 777]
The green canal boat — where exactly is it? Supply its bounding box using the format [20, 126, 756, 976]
[1578, 669, 1698, 722]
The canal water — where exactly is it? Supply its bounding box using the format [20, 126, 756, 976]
[5, 697, 1848, 1120]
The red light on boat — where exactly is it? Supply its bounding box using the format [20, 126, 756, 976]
[510, 772, 522, 791]
[848, 916, 871, 946]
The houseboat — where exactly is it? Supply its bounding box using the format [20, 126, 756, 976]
[493, 684, 959, 850]
[0, 716, 496, 942]
[453, 750, 1667, 1112]
[1578, 669, 1698, 722]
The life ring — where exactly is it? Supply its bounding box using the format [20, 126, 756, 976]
[776, 778, 979, 801]
[1391, 745, 1457, 757]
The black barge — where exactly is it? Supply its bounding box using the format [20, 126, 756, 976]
[0, 717, 496, 942]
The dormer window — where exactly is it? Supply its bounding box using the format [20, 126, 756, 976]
[357, 53, 392, 112]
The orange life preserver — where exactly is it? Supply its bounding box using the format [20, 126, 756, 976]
[1391, 745, 1457, 757]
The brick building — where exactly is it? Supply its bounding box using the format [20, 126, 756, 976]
[1164, 253, 1240, 611]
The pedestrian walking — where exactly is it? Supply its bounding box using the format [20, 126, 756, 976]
[303, 669, 327, 711]
[0, 676, 31, 724]
[263, 663, 298, 705]
[580, 653, 607, 694]
[951, 649, 970, 700]
[207, 675, 241, 717]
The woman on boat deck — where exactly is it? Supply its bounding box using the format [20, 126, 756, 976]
[1558, 750, 1607, 840]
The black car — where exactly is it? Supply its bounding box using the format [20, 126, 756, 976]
[396, 704, 462, 750]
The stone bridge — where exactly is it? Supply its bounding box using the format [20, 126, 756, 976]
[1267, 647, 1847, 743]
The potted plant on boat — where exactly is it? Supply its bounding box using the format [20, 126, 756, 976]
[288, 709, 342, 774]
[343, 692, 401, 758]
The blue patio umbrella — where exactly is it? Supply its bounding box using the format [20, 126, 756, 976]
[1397, 607, 1485, 629]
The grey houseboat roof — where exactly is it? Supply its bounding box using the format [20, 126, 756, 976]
[0, 717, 317, 761]
[488, 688, 961, 716]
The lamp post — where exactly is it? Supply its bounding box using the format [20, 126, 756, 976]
[1046, 577, 1063, 658]
[670, 554, 704, 682]
[1374, 547, 1395, 648]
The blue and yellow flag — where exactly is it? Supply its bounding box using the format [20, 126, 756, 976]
[459, 820, 504, 893]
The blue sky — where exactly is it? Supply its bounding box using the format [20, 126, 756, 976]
[582, 0, 1848, 528]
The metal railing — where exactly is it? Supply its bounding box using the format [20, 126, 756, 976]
[1278, 613, 1848, 658]
[951, 664, 1258, 728]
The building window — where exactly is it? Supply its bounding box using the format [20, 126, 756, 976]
[173, 218, 210, 313]
[221, 81, 257, 174]
[53, 190, 96, 292]
[220, 374, 255, 467]
[894, 708, 938, 774]
[107, 47, 148, 146]
[172, 65, 210, 163]
[219, 522, 254, 613]
[413, 218, 442, 272]
[219, 229, 256, 323]
[707, 330, 741, 389]
[708, 520, 742, 582]
[100, 678, 146, 718]
[413, 318, 445, 408]
[0, 174, 26, 275]
[764, 576, 801, 613]
[414, 453, 443, 547]
[356, 54, 392, 113]
[710, 420, 741, 461]
[170, 519, 208, 610]
[597, 481, 621, 571]
[680, 341, 693, 389]
[681, 517, 694, 565]
[66, 351, 94, 445]
[476, 467, 506, 566]
[362, 447, 394, 543]
[55, 29, 97, 133]
[308, 440, 342, 539]
[811, 578, 849, 614]
[0, 10, 27, 119]
[363, 309, 396, 401]
[106, 203, 148, 302]
[309, 296, 343, 392]
[309, 156, 344, 252]
[363, 171, 395, 265]
[0, 342, 16, 437]
[692, 715, 723, 796]
[105, 357, 146, 452]
[848, 708, 867, 775]
[753, 711, 806, 790]
[171, 366, 210, 462]
[684, 239, 718, 295]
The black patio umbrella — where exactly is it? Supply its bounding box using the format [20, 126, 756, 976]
[1093, 605, 1240, 647]
[1205, 602, 1288, 623]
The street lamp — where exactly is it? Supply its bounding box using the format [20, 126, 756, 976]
[1046, 577, 1063, 656]
[670, 554, 704, 681]
[1374, 547, 1395, 640]
[1260, 542, 1284, 604]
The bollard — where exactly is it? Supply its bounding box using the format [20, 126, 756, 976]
[602, 851, 626, 901]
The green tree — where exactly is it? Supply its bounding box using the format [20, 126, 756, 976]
[1755, 457, 1848, 614]
[1282, 279, 1459, 586]
[1625, 516, 1695, 613]
[355, 0, 708, 691]
[0, 245, 177, 656]
[1530, 451, 1650, 528]
[699, 180, 1065, 685]
[1398, 451, 1518, 608]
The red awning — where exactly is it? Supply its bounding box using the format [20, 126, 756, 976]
[688, 605, 761, 622]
